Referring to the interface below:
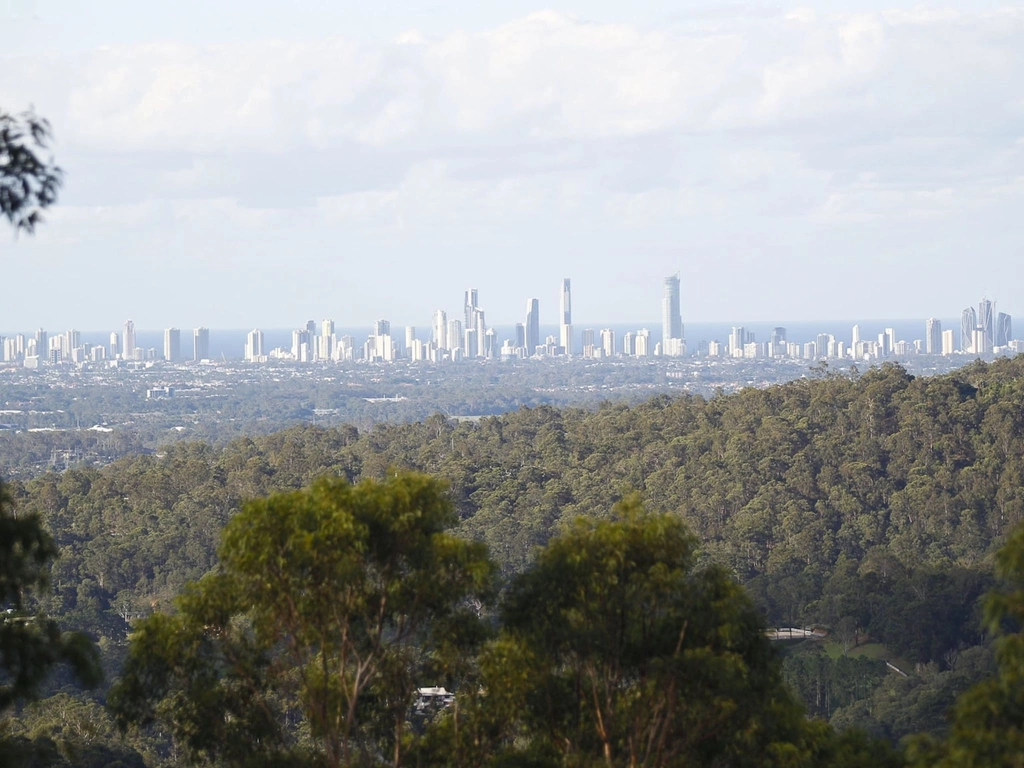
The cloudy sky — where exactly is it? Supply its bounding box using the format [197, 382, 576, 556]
[2, 0, 1022, 331]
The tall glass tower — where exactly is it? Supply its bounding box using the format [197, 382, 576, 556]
[979, 299, 994, 352]
[662, 273, 682, 343]
[961, 306, 977, 353]
[123, 319, 136, 360]
[925, 318, 942, 355]
[996, 312, 1012, 347]
[525, 298, 540, 355]
[559, 279, 572, 355]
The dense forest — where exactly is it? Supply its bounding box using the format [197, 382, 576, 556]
[5, 356, 1024, 764]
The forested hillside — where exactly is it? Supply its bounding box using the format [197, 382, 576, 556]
[8, 356, 1024, 749]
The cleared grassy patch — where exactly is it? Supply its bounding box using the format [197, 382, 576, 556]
[823, 641, 889, 661]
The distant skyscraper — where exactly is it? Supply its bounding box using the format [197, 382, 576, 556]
[729, 327, 746, 357]
[662, 273, 682, 344]
[961, 306, 977, 353]
[65, 329, 80, 355]
[464, 289, 479, 331]
[292, 329, 310, 360]
[433, 310, 448, 351]
[244, 329, 264, 362]
[484, 327, 497, 359]
[35, 329, 47, 360]
[164, 328, 181, 362]
[559, 278, 573, 355]
[319, 319, 336, 362]
[997, 312, 1012, 347]
[600, 328, 615, 358]
[979, 299, 994, 351]
[514, 323, 526, 351]
[193, 327, 210, 361]
[635, 328, 651, 357]
[941, 329, 956, 356]
[447, 319, 463, 358]
[474, 310, 486, 357]
[123, 320, 136, 360]
[525, 298, 540, 355]
[109, 332, 119, 359]
[581, 329, 596, 358]
[925, 318, 941, 355]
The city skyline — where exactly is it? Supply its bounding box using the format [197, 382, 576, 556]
[2, 278, 1018, 365]
[1, 272, 1020, 336]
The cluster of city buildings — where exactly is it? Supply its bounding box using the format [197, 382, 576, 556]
[2, 281, 1019, 368]
[0, 322, 211, 367]
[242, 276, 686, 363]
[713, 299, 1018, 362]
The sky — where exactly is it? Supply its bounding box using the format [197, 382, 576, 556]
[1, 0, 1022, 331]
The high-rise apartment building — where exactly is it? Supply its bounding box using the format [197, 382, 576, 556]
[433, 310, 448, 351]
[973, 328, 987, 357]
[600, 328, 615, 358]
[474, 310, 486, 357]
[484, 328, 497, 359]
[979, 299, 994, 351]
[622, 331, 635, 356]
[244, 329, 264, 361]
[65, 329, 80, 356]
[447, 319, 463, 359]
[193, 327, 210, 361]
[926, 318, 942, 355]
[961, 306, 977, 353]
[662, 273, 682, 345]
[464, 289, 479, 331]
[996, 312, 1012, 347]
[123, 320, 136, 360]
[729, 327, 748, 357]
[525, 298, 540, 356]
[581, 328, 596, 358]
[635, 328, 651, 357]
[35, 329, 47, 360]
[164, 328, 181, 362]
[559, 278, 573, 355]
[316, 319, 335, 362]
[292, 329, 310, 361]
[463, 289, 486, 357]
[941, 329, 955, 355]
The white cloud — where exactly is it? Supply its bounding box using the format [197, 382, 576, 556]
[2, 6, 1024, 326]
[2, 8, 1020, 154]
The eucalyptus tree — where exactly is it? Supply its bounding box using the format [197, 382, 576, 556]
[110, 472, 496, 768]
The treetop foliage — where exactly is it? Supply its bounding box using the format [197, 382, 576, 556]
[109, 472, 496, 768]
[0, 107, 63, 234]
[7, 356, 1024, 755]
